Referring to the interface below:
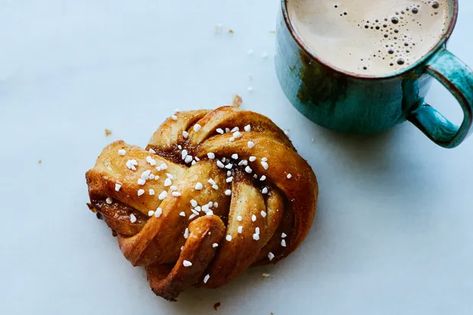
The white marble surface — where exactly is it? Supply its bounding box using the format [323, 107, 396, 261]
[1, 1, 472, 314]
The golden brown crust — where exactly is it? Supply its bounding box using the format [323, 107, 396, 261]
[146, 215, 225, 301]
[85, 106, 318, 300]
[202, 171, 285, 288]
[195, 131, 318, 257]
[117, 160, 230, 266]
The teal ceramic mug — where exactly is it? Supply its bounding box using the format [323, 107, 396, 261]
[275, 0, 473, 148]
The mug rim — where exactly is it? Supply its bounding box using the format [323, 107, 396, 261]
[281, 0, 459, 80]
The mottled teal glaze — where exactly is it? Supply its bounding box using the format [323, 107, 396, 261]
[276, 0, 473, 148]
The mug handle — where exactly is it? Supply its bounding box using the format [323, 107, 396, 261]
[408, 48, 473, 148]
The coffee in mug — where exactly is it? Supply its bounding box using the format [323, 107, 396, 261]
[287, 0, 450, 76]
[276, 0, 473, 147]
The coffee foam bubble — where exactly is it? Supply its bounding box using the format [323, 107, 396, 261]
[288, 0, 449, 76]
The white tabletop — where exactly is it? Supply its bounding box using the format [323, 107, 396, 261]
[1, 1, 472, 314]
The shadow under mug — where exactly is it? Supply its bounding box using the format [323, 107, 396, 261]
[275, 0, 473, 148]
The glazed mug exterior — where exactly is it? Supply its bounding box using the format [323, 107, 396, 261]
[275, 0, 473, 148]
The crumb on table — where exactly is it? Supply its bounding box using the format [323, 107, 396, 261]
[213, 302, 221, 311]
[104, 128, 112, 137]
[232, 95, 243, 107]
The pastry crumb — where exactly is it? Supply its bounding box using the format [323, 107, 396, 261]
[228, 28, 234, 34]
[262, 273, 271, 278]
[213, 302, 221, 311]
[104, 128, 112, 137]
[232, 95, 243, 107]
[37, 159, 42, 164]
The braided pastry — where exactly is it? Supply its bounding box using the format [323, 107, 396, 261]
[85, 105, 318, 300]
